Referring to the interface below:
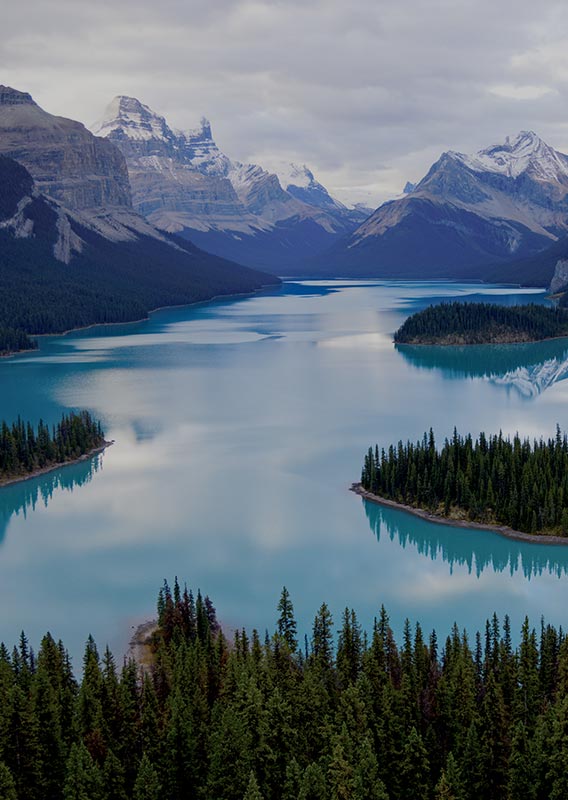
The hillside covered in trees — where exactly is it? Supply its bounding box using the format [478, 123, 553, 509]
[394, 302, 568, 345]
[1, 580, 568, 800]
[0, 411, 105, 483]
[0, 156, 278, 355]
[361, 427, 568, 535]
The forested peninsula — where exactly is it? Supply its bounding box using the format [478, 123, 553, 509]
[360, 428, 568, 538]
[394, 302, 568, 345]
[2, 579, 568, 800]
[0, 411, 107, 486]
[0, 327, 37, 356]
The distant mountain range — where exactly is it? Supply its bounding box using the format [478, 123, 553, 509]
[316, 131, 568, 287]
[0, 86, 278, 342]
[3, 82, 568, 297]
[92, 96, 368, 271]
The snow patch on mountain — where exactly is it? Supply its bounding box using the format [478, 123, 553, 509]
[92, 96, 171, 142]
[451, 131, 568, 182]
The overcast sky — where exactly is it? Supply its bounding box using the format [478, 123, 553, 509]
[2, 0, 568, 206]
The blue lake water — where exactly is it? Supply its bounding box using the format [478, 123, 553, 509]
[2, 279, 568, 666]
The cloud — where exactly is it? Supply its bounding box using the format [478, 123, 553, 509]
[1, 0, 567, 205]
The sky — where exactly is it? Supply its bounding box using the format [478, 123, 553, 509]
[1, 0, 568, 207]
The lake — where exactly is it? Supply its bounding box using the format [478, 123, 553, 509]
[2, 279, 568, 666]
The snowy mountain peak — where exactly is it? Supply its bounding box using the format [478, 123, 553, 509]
[272, 161, 347, 212]
[92, 96, 171, 142]
[450, 130, 568, 181]
[276, 162, 314, 190]
[184, 116, 212, 141]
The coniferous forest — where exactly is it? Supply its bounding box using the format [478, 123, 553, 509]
[1, 580, 568, 800]
[361, 428, 568, 535]
[0, 327, 36, 356]
[0, 411, 105, 483]
[394, 302, 568, 345]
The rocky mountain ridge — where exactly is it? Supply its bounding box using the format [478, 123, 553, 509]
[92, 95, 367, 271]
[0, 86, 131, 211]
[318, 131, 568, 283]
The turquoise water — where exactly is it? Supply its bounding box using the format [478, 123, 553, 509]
[2, 279, 568, 666]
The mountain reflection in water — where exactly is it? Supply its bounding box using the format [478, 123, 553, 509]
[396, 338, 568, 399]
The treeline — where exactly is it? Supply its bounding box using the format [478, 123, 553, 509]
[394, 302, 568, 345]
[2, 581, 568, 799]
[361, 427, 568, 535]
[0, 327, 37, 356]
[0, 411, 105, 482]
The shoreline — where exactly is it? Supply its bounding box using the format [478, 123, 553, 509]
[2, 281, 280, 357]
[350, 482, 568, 546]
[394, 332, 568, 348]
[0, 440, 114, 489]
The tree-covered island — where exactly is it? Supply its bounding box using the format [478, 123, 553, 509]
[360, 427, 568, 537]
[0, 410, 107, 485]
[394, 301, 568, 345]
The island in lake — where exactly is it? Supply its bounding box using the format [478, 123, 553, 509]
[359, 427, 568, 539]
[0, 410, 108, 487]
[394, 301, 568, 345]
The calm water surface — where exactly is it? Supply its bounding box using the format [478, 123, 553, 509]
[2, 279, 568, 665]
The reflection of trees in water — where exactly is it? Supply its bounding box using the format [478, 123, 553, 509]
[396, 339, 568, 397]
[0, 455, 103, 546]
[363, 499, 568, 580]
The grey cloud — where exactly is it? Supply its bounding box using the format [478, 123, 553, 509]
[1, 0, 567, 205]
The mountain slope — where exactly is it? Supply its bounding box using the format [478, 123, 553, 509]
[0, 155, 277, 338]
[0, 87, 279, 348]
[92, 96, 365, 272]
[318, 131, 568, 279]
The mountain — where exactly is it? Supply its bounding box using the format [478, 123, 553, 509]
[0, 86, 131, 210]
[318, 131, 568, 280]
[92, 96, 366, 272]
[0, 88, 279, 345]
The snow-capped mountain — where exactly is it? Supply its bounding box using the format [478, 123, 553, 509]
[489, 355, 568, 399]
[0, 87, 277, 338]
[319, 131, 568, 282]
[92, 96, 365, 272]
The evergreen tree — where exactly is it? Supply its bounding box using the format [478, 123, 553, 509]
[133, 755, 161, 800]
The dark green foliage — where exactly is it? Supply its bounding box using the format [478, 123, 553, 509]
[0, 411, 104, 482]
[0, 327, 36, 356]
[0, 155, 278, 353]
[4, 582, 568, 799]
[361, 426, 568, 535]
[394, 301, 568, 345]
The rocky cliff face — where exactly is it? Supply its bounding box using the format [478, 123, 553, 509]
[93, 97, 259, 233]
[92, 96, 362, 270]
[550, 259, 568, 293]
[320, 131, 568, 279]
[0, 86, 131, 211]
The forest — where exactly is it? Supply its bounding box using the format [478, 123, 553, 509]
[1, 579, 568, 800]
[0, 411, 105, 482]
[361, 427, 568, 535]
[0, 327, 36, 356]
[394, 302, 568, 345]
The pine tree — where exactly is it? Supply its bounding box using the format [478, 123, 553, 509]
[243, 772, 264, 800]
[63, 742, 104, 800]
[0, 762, 17, 800]
[133, 755, 161, 800]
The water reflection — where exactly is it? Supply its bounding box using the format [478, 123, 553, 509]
[396, 339, 568, 399]
[363, 499, 568, 579]
[0, 455, 104, 545]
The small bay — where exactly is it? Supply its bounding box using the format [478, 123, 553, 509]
[1, 279, 568, 664]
